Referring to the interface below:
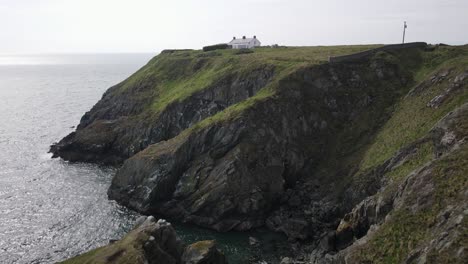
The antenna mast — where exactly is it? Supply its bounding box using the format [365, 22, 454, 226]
[402, 21, 407, 43]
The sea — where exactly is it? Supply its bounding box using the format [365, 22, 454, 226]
[0, 54, 288, 264]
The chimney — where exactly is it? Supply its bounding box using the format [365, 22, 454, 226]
[243, 36, 246, 39]
[233, 36, 236, 40]
[254, 35, 256, 39]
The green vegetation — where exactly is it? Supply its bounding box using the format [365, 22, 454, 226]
[61, 226, 149, 264]
[385, 141, 434, 180]
[353, 209, 430, 264]
[351, 144, 468, 264]
[116, 45, 382, 117]
[304, 47, 428, 190]
[203, 43, 231, 52]
[348, 45, 468, 263]
[413, 45, 467, 82]
[359, 45, 468, 171]
[138, 44, 466, 186]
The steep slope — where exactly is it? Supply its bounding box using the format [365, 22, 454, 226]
[52, 44, 467, 263]
[326, 46, 468, 264]
[335, 105, 468, 264]
[108, 47, 421, 232]
[50, 46, 379, 164]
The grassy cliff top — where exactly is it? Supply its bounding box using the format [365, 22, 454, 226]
[117, 45, 382, 114]
[144, 44, 468, 172]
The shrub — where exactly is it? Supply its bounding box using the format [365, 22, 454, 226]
[202, 44, 231, 52]
[161, 49, 193, 54]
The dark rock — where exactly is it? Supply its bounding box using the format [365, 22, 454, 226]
[288, 195, 302, 207]
[142, 218, 184, 264]
[427, 71, 467, 108]
[182, 240, 227, 264]
[430, 102, 468, 158]
[62, 217, 184, 264]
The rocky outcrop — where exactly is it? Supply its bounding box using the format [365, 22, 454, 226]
[182, 240, 227, 264]
[61, 217, 227, 264]
[50, 56, 275, 164]
[108, 54, 415, 232]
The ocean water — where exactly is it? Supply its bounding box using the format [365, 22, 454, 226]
[0, 54, 152, 263]
[0, 54, 288, 264]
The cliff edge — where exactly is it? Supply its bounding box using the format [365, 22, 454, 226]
[52, 44, 468, 263]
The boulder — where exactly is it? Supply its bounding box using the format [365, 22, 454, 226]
[89, 217, 184, 264]
[182, 240, 227, 264]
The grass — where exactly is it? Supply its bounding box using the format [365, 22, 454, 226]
[140, 44, 467, 185]
[353, 209, 431, 264]
[341, 45, 468, 263]
[413, 45, 467, 82]
[350, 143, 468, 264]
[61, 225, 150, 264]
[151, 64, 231, 112]
[184, 44, 370, 132]
[359, 45, 468, 172]
[385, 141, 434, 180]
[113, 45, 383, 118]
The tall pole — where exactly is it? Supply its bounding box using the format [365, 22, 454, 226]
[402, 21, 407, 43]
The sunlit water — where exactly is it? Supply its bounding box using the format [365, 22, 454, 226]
[0, 54, 288, 264]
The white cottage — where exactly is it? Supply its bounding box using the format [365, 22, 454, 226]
[229, 36, 261, 49]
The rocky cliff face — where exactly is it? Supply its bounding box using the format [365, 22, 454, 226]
[52, 44, 468, 263]
[107, 56, 413, 233]
[323, 103, 468, 263]
[51, 52, 275, 164]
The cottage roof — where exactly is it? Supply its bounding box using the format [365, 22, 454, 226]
[229, 38, 256, 45]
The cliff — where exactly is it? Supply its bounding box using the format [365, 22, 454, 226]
[52, 44, 468, 263]
[50, 45, 379, 164]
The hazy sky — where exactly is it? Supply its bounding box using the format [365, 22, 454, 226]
[1, 0, 467, 54]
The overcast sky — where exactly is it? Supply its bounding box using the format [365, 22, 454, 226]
[1, 0, 467, 54]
